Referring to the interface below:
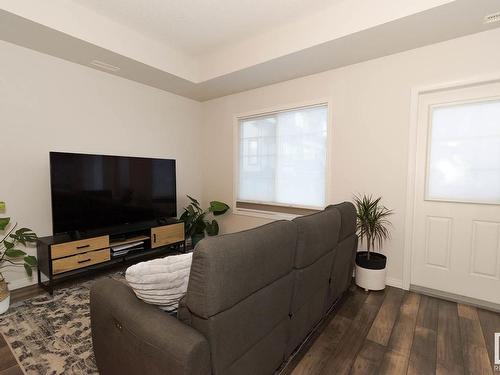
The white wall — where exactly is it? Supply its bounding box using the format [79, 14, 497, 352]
[0, 40, 203, 289]
[3, 27, 500, 291]
[201, 28, 500, 287]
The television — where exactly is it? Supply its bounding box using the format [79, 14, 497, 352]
[50, 152, 177, 235]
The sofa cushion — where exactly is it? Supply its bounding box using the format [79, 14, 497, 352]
[186, 220, 297, 318]
[126, 253, 192, 311]
[190, 273, 293, 375]
[326, 202, 357, 240]
[292, 209, 341, 268]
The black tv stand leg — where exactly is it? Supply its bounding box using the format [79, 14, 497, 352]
[37, 268, 54, 296]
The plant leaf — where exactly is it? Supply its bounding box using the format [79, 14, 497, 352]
[179, 210, 189, 222]
[24, 255, 37, 266]
[5, 249, 26, 258]
[205, 219, 219, 236]
[0, 217, 10, 231]
[10, 234, 26, 246]
[186, 195, 199, 206]
[209, 201, 230, 216]
[23, 263, 33, 277]
[353, 194, 393, 253]
[3, 240, 14, 250]
[0, 202, 5, 211]
[12, 228, 37, 244]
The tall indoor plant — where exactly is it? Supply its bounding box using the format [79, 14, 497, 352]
[353, 194, 393, 291]
[0, 201, 38, 313]
[179, 195, 230, 247]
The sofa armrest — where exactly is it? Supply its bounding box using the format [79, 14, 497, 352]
[90, 279, 211, 375]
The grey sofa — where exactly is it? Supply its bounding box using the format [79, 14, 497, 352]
[90, 202, 357, 375]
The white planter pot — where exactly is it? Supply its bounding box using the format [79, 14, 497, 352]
[355, 264, 386, 291]
[0, 294, 10, 314]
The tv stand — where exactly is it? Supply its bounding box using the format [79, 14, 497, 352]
[36, 220, 185, 295]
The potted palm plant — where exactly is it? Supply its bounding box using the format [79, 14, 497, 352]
[354, 194, 393, 291]
[179, 195, 230, 247]
[0, 201, 38, 314]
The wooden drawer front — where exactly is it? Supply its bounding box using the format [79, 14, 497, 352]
[52, 249, 110, 275]
[51, 236, 109, 259]
[151, 223, 184, 248]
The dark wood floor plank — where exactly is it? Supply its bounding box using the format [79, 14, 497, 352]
[436, 300, 465, 375]
[0, 336, 17, 371]
[407, 296, 439, 375]
[291, 314, 352, 375]
[318, 287, 386, 375]
[378, 292, 421, 374]
[477, 307, 500, 367]
[0, 365, 24, 375]
[337, 287, 370, 319]
[366, 287, 405, 346]
[349, 339, 386, 375]
[292, 287, 500, 375]
[457, 304, 493, 375]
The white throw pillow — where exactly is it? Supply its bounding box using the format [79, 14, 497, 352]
[125, 252, 193, 311]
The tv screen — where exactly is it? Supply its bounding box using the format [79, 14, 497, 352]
[50, 152, 177, 235]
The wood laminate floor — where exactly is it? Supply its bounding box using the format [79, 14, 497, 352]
[2, 284, 500, 375]
[0, 334, 22, 375]
[288, 286, 500, 375]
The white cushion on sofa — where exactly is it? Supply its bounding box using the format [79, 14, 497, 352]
[125, 252, 193, 311]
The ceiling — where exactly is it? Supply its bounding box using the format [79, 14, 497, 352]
[72, 0, 337, 56]
[1, 0, 500, 101]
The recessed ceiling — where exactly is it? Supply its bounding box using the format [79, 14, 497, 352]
[72, 0, 337, 56]
[1, 0, 500, 101]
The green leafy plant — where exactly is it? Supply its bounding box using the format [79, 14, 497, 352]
[0, 201, 38, 281]
[353, 194, 393, 260]
[179, 195, 230, 238]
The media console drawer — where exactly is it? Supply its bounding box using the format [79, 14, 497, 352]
[51, 235, 110, 259]
[151, 223, 184, 248]
[52, 248, 111, 275]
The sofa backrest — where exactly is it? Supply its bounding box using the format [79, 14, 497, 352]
[186, 220, 297, 375]
[286, 208, 341, 355]
[184, 203, 358, 375]
[326, 202, 358, 305]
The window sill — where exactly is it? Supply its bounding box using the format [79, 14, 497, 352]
[234, 208, 301, 221]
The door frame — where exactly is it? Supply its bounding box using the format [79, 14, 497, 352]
[402, 73, 500, 290]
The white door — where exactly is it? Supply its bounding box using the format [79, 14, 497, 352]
[412, 81, 500, 305]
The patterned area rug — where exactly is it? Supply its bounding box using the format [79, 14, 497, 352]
[0, 273, 124, 375]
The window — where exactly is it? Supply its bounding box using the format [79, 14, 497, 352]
[427, 99, 500, 203]
[237, 104, 328, 215]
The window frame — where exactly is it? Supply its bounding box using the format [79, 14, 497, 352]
[233, 99, 332, 220]
[424, 96, 500, 205]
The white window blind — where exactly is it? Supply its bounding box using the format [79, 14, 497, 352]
[237, 104, 328, 212]
[427, 99, 500, 203]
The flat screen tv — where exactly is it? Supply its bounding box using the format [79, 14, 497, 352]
[50, 152, 177, 235]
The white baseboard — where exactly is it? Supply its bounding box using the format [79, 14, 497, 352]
[385, 277, 404, 289]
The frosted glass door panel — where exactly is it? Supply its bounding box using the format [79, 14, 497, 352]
[427, 100, 500, 203]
